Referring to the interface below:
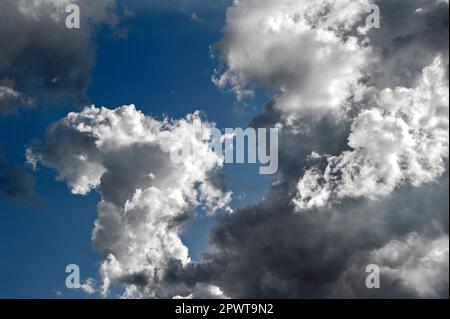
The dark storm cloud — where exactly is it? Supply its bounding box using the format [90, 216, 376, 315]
[0, 156, 35, 199]
[0, 0, 122, 116]
[167, 173, 447, 299]
[0, 0, 124, 200]
[162, 0, 450, 299]
[248, 101, 354, 185]
[171, 0, 449, 299]
[368, 0, 449, 87]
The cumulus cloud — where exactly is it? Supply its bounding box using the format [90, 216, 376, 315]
[23, 0, 449, 299]
[0, 0, 123, 116]
[173, 174, 448, 298]
[213, 0, 372, 119]
[189, 0, 449, 299]
[295, 56, 449, 209]
[27, 105, 231, 298]
[370, 233, 449, 298]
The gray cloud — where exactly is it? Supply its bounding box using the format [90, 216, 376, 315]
[367, 0, 449, 88]
[176, 0, 450, 299]
[0, 0, 123, 116]
[169, 173, 447, 299]
[0, 0, 124, 201]
[0, 156, 35, 200]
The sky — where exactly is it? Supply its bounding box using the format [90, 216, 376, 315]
[0, 0, 449, 299]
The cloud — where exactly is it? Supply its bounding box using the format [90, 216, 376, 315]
[0, 84, 33, 116]
[0, 0, 123, 116]
[295, 56, 449, 209]
[213, 0, 449, 120]
[369, 233, 449, 298]
[184, 0, 449, 299]
[367, 0, 449, 88]
[79, 278, 97, 295]
[181, 174, 448, 299]
[0, 156, 35, 200]
[213, 0, 372, 119]
[0, 0, 125, 200]
[27, 105, 231, 298]
[23, 0, 449, 299]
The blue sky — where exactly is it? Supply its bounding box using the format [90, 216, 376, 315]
[0, 1, 275, 298]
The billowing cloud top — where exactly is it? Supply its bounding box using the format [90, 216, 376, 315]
[28, 105, 231, 298]
[214, 0, 372, 118]
[295, 56, 449, 209]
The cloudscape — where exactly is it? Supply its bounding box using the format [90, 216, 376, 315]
[0, 0, 448, 299]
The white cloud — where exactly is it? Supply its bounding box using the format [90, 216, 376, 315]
[0, 85, 33, 116]
[371, 233, 449, 298]
[213, 0, 372, 119]
[27, 105, 231, 298]
[80, 278, 97, 295]
[295, 56, 449, 209]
